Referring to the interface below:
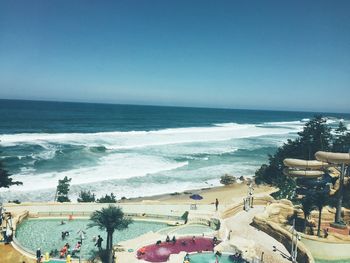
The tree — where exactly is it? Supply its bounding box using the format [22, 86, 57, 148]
[297, 115, 332, 159]
[301, 195, 314, 233]
[89, 205, 133, 263]
[313, 191, 328, 237]
[255, 116, 333, 198]
[56, 176, 72, 202]
[77, 190, 96, 202]
[333, 122, 350, 153]
[0, 149, 22, 189]
[97, 193, 117, 203]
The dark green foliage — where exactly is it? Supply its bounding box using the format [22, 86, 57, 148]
[220, 174, 236, 185]
[89, 205, 133, 263]
[255, 116, 333, 198]
[97, 193, 117, 203]
[287, 211, 305, 232]
[77, 190, 96, 202]
[9, 199, 21, 204]
[210, 218, 221, 230]
[56, 176, 72, 202]
[301, 195, 314, 233]
[0, 154, 22, 189]
[333, 122, 350, 153]
[313, 191, 328, 237]
[181, 211, 189, 221]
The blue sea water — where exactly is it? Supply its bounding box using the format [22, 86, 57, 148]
[0, 99, 349, 201]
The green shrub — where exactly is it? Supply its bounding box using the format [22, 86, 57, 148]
[220, 174, 236, 185]
[97, 193, 117, 203]
[77, 190, 96, 202]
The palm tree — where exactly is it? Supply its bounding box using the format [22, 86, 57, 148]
[301, 195, 314, 233]
[313, 191, 328, 237]
[89, 205, 133, 263]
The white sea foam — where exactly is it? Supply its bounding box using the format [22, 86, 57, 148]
[0, 121, 299, 149]
[0, 119, 315, 199]
[3, 153, 188, 192]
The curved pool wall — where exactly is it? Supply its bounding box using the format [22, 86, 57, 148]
[301, 236, 350, 261]
[158, 224, 215, 236]
[15, 218, 167, 259]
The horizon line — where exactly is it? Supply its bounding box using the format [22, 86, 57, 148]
[1, 97, 349, 116]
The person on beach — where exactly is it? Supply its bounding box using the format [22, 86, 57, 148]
[166, 235, 170, 242]
[215, 198, 219, 211]
[95, 235, 103, 250]
[172, 235, 176, 244]
[192, 236, 196, 243]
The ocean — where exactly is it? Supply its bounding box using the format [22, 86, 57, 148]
[0, 99, 349, 202]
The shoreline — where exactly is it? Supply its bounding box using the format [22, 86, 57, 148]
[4, 182, 277, 207]
[122, 182, 277, 204]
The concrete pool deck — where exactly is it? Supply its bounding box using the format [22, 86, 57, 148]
[1, 186, 315, 263]
[222, 206, 291, 263]
[0, 243, 35, 263]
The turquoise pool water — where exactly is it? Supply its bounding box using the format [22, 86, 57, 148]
[188, 253, 239, 263]
[315, 260, 350, 263]
[15, 218, 166, 259]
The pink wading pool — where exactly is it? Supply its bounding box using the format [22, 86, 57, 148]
[137, 237, 217, 262]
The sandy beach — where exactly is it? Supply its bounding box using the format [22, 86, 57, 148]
[123, 182, 276, 205]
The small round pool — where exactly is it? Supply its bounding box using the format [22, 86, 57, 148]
[137, 237, 216, 262]
[15, 218, 167, 259]
[188, 253, 242, 263]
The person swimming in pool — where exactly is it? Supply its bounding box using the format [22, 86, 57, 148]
[72, 241, 82, 256]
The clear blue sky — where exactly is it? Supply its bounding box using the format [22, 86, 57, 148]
[0, 1, 349, 113]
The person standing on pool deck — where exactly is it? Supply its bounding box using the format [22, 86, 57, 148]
[95, 235, 103, 250]
[36, 248, 41, 263]
[215, 198, 219, 211]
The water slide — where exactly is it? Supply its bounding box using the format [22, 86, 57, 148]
[283, 168, 324, 178]
[315, 151, 350, 165]
[283, 158, 329, 169]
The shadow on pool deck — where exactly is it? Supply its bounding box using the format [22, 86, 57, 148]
[137, 237, 216, 262]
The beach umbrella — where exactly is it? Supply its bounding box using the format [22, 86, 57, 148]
[189, 194, 203, 210]
[190, 194, 203, 200]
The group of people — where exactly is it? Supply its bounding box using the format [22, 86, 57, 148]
[165, 235, 177, 244]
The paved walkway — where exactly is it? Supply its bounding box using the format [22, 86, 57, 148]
[223, 206, 291, 263]
[0, 243, 35, 263]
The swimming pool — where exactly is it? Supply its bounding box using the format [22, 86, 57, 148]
[137, 237, 216, 262]
[188, 252, 241, 263]
[15, 218, 167, 259]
